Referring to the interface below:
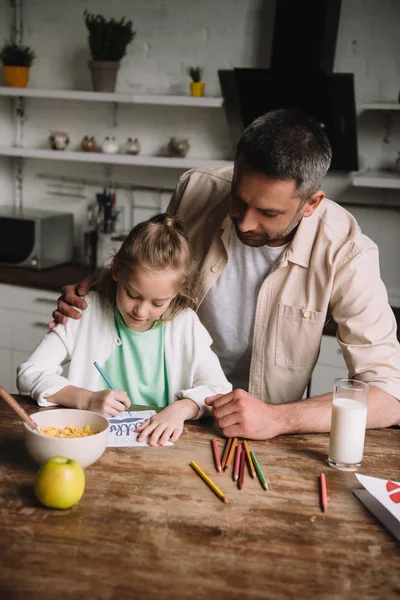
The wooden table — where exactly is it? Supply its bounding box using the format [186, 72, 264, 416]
[0, 398, 399, 600]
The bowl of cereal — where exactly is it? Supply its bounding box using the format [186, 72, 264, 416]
[24, 409, 109, 469]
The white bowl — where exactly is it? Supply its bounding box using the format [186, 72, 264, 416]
[24, 409, 109, 469]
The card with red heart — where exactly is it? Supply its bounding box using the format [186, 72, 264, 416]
[356, 474, 400, 520]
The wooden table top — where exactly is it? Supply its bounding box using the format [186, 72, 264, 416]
[0, 397, 399, 600]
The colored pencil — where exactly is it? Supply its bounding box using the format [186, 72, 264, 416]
[211, 439, 222, 473]
[250, 450, 268, 491]
[233, 443, 242, 481]
[242, 440, 256, 478]
[94, 361, 115, 390]
[320, 473, 328, 513]
[224, 437, 238, 471]
[190, 461, 228, 503]
[238, 443, 246, 489]
[221, 437, 233, 470]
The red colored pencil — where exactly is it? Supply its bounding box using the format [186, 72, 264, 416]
[233, 442, 242, 481]
[221, 437, 233, 470]
[320, 473, 328, 512]
[238, 443, 246, 489]
[211, 439, 222, 473]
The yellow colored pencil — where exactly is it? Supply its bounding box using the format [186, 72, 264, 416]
[190, 461, 228, 503]
[242, 440, 256, 478]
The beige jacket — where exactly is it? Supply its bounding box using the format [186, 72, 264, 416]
[168, 166, 400, 405]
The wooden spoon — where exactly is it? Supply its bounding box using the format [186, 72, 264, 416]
[0, 386, 39, 432]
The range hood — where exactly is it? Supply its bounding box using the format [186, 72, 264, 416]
[219, 0, 358, 171]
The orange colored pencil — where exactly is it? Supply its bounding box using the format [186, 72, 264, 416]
[233, 443, 242, 481]
[224, 437, 238, 471]
[221, 437, 233, 470]
[238, 443, 246, 489]
[242, 440, 256, 478]
[320, 473, 328, 513]
[211, 438, 222, 473]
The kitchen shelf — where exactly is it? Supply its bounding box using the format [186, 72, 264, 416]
[0, 86, 224, 108]
[360, 102, 400, 111]
[352, 169, 400, 189]
[0, 146, 233, 169]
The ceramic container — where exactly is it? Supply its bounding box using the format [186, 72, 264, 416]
[49, 131, 70, 151]
[125, 137, 141, 155]
[190, 82, 205, 97]
[3, 66, 30, 88]
[88, 60, 120, 93]
[101, 136, 119, 154]
[167, 137, 190, 158]
[24, 409, 109, 469]
[81, 135, 97, 152]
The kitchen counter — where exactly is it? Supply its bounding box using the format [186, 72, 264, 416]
[0, 263, 399, 340]
[0, 263, 91, 293]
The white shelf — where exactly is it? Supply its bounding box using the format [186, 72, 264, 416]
[0, 146, 233, 169]
[352, 170, 400, 189]
[0, 86, 224, 107]
[360, 102, 400, 111]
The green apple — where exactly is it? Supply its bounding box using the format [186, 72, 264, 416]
[34, 456, 85, 509]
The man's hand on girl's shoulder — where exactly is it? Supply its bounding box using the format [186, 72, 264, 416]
[48, 277, 92, 329]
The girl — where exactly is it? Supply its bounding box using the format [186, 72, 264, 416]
[17, 213, 231, 446]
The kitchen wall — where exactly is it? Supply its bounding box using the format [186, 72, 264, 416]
[0, 0, 399, 300]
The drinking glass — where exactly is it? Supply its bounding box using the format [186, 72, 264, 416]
[328, 379, 369, 471]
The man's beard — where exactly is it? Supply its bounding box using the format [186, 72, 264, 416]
[232, 206, 304, 248]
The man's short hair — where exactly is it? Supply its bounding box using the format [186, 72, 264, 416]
[236, 109, 332, 198]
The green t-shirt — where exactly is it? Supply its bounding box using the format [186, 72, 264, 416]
[97, 308, 169, 408]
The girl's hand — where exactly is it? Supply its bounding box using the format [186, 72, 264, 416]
[136, 399, 199, 446]
[86, 389, 131, 417]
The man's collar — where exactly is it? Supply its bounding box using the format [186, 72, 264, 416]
[286, 207, 320, 268]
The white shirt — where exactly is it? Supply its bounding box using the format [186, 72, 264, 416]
[17, 293, 232, 416]
[198, 228, 287, 390]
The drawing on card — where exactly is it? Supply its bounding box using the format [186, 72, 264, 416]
[107, 410, 173, 447]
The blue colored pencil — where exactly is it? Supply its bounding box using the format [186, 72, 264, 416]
[93, 361, 115, 390]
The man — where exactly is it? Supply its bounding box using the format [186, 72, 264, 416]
[53, 109, 400, 439]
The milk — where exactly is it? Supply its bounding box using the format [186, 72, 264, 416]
[329, 397, 368, 466]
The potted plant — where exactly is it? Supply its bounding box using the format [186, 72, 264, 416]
[0, 41, 36, 88]
[84, 10, 136, 93]
[187, 66, 205, 97]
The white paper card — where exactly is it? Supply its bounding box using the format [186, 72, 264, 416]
[107, 410, 173, 447]
[353, 489, 400, 543]
[356, 474, 400, 521]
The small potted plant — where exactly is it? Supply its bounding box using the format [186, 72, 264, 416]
[187, 66, 205, 97]
[0, 41, 36, 88]
[84, 10, 136, 93]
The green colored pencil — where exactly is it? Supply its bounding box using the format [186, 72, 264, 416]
[250, 450, 268, 491]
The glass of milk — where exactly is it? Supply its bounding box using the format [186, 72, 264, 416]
[328, 379, 369, 471]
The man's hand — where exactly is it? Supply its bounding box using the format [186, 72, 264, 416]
[205, 389, 285, 440]
[48, 277, 93, 328]
[206, 385, 400, 439]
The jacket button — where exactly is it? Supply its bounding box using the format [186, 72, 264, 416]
[303, 310, 310, 318]
[211, 265, 218, 273]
